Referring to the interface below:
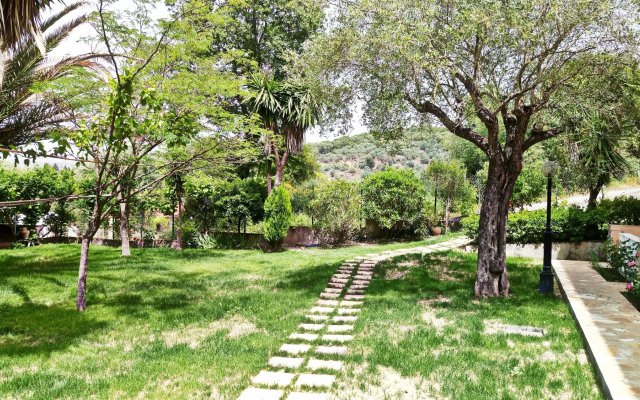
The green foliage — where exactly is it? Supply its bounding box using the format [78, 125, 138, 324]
[194, 233, 219, 250]
[361, 168, 426, 236]
[310, 180, 361, 244]
[462, 196, 640, 244]
[263, 186, 292, 251]
[424, 159, 476, 227]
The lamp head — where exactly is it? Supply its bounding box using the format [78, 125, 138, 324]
[541, 161, 558, 178]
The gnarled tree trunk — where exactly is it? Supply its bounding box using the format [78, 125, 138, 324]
[475, 158, 521, 297]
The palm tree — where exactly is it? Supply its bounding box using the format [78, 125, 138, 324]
[0, 0, 55, 50]
[246, 71, 319, 192]
[0, 2, 104, 147]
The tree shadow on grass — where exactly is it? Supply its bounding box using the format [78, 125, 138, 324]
[0, 303, 107, 357]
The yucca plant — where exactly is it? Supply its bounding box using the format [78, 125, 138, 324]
[0, 1, 104, 147]
[245, 71, 319, 192]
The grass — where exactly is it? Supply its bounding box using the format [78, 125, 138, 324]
[337, 251, 601, 400]
[0, 235, 456, 399]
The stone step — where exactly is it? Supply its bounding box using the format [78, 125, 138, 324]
[352, 280, 370, 285]
[268, 356, 305, 369]
[320, 292, 340, 299]
[323, 288, 343, 294]
[344, 295, 365, 301]
[322, 334, 353, 342]
[327, 282, 345, 289]
[252, 370, 295, 387]
[354, 275, 371, 280]
[327, 324, 353, 333]
[289, 333, 319, 342]
[332, 274, 351, 279]
[295, 373, 336, 388]
[346, 289, 365, 294]
[340, 300, 363, 307]
[315, 345, 348, 355]
[280, 344, 311, 355]
[238, 387, 284, 400]
[332, 316, 358, 323]
[316, 300, 339, 307]
[286, 393, 328, 400]
[336, 308, 360, 315]
[307, 358, 343, 371]
[299, 323, 324, 331]
[306, 315, 329, 322]
[350, 285, 368, 290]
[309, 307, 334, 314]
[330, 278, 349, 284]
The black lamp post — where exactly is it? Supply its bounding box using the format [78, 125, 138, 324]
[539, 160, 558, 294]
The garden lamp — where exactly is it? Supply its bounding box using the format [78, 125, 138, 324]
[539, 160, 558, 293]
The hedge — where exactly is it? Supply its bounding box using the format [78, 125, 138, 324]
[461, 196, 640, 244]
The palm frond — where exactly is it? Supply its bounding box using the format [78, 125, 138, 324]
[0, 0, 54, 50]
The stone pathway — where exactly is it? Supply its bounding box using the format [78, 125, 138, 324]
[237, 237, 471, 400]
[554, 260, 640, 399]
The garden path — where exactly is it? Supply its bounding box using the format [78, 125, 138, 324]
[554, 260, 640, 400]
[237, 236, 472, 400]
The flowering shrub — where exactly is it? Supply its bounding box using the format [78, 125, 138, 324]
[602, 238, 640, 294]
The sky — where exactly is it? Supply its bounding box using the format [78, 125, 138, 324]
[49, 0, 367, 144]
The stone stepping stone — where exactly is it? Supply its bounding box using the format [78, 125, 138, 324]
[310, 307, 334, 314]
[306, 315, 329, 322]
[332, 316, 358, 323]
[307, 358, 343, 371]
[327, 324, 353, 333]
[330, 278, 349, 284]
[295, 373, 336, 388]
[268, 356, 305, 369]
[315, 345, 348, 355]
[289, 333, 319, 341]
[354, 275, 371, 280]
[238, 387, 283, 400]
[322, 334, 353, 342]
[344, 295, 365, 301]
[356, 271, 373, 276]
[337, 270, 353, 274]
[287, 393, 328, 400]
[280, 344, 311, 355]
[324, 288, 342, 293]
[328, 282, 345, 289]
[252, 370, 295, 387]
[299, 323, 324, 331]
[316, 300, 339, 307]
[350, 285, 368, 290]
[333, 274, 351, 279]
[320, 292, 340, 299]
[336, 308, 360, 315]
[352, 280, 370, 285]
[340, 300, 363, 307]
[346, 289, 365, 294]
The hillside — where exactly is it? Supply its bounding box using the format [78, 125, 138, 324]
[309, 128, 450, 180]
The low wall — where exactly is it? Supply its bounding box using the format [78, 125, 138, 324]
[283, 227, 317, 247]
[465, 241, 604, 261]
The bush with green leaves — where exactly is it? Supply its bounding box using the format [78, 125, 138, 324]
[310, 180, 361, 244]
[263, 186, 292, 251]
[361, 168, 426, 237]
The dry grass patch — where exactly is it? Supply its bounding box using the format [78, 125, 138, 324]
[162, 316, 259, 349]
[333, 365, 436, 400]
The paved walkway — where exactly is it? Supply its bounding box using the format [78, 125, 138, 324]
[554, 260, 640, 399]
[237, 237, 472, 400]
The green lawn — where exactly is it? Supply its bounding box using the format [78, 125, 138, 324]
[339, 252, 601, 400]
[0, 237, 454, 399]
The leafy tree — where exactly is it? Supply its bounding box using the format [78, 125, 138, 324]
[0, 3, 104, 147]
[361, 168, 426, 237]
[263, 185, 292, 251]
[310, 180, 361, 244]
[217, 179, 267, 233]
[245, 72, 320, 192]
[301, 0, 639, 296]
[425, 160, 476, 233]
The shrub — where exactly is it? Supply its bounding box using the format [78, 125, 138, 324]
[361, 168, 426, 237]
[194, 233, 218, 249]
[263, 186, 292, 251]
[310, 180, 361, 244]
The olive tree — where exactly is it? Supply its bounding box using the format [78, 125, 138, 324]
[300, 0, 639, 297]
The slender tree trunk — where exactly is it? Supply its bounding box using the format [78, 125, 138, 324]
[172, 196, 184, 250]
[273, 150, 289, 191]
[76, 236, 91, 312]
[267, 173, 272, 195]
[475, 160, 520, 297]
[119, 200, 131, 257]
[587, 178, 605, 209]
[444, 198, 451, 234]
